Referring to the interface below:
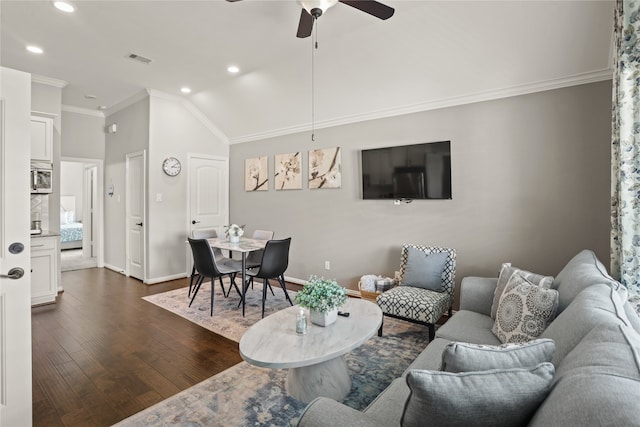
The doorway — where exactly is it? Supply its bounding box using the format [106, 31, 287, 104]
[60, 158, 103, 271]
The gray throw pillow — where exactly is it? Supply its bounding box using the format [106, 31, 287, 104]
[441, 338, 555, 373]
[492, 272, 559, 344]
[491, 263, 554, 319]
[401, 363, 555, 427]
[401, 247, 448, 291]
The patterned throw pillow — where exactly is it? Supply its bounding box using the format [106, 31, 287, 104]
[491, 263, 554, 320]
[492, 272, 559, 344]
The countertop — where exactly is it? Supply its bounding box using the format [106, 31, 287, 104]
[31, 230, 59, 238]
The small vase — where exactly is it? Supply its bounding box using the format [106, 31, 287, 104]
[229, 235, 240, 243]
[310, 308, 338, 327]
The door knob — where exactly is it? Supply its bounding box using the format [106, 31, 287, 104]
[0, 267, 25, 280]
[136, 222, 143, 227]
[192, 220, 200, 225]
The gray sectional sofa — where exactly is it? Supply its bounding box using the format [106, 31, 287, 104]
[297, 250, 640, 426]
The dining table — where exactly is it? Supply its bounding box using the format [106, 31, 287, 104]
[207, 237, 267, 317]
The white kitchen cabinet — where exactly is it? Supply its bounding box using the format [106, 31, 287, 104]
[30, 115, 53, 163]
[31, 235, 59, 306]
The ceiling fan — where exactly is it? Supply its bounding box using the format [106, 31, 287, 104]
[226, 0, 395, 38]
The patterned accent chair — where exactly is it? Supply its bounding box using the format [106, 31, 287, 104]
[376, 244, 456, 341]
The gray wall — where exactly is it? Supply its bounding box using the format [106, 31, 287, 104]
[104, 98, 150, 271]
[61, 111, 105, 159]
[229, 81, 612, 303]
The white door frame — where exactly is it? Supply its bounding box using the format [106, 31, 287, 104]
[186, 153, 229, 274]
[125, 150, 146, 281]
[61, 156, 104, 267]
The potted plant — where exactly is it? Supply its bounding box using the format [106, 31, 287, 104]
[225, 224, 244, 243]
[295, 276, 348, 326]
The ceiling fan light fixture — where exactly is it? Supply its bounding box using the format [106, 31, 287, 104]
[297, 0, 339, 16]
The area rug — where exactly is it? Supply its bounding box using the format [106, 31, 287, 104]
[121, 284, 430, 427]
[142, 278, 298, 342]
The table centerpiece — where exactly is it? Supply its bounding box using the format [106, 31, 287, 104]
[225, 223, 244, 243]
[295, 276, 348, 326]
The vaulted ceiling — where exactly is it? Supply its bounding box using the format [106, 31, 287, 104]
[1, 1, 614, 143]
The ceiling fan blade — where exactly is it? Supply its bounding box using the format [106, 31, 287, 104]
[296, 8, 314, 38]
[339, 0, 394, 20]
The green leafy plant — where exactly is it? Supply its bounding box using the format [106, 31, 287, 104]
[295, 276, 348, 313]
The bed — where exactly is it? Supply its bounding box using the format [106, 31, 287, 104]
[60, 195, 83, 250]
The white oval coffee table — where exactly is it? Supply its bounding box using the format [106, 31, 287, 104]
[239, 298, 382, 403]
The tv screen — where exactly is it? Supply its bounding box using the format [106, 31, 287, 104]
[361, 141, 452, 200]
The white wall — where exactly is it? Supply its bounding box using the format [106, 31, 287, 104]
[147, 93, 229, 280]
[60, 161, 84, 221]
[230, 81, 613, 304]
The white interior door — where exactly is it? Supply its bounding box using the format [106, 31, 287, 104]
[188, 155, 228, 235]
[187, 155, 228, 271]
[0, 68, 33, 425]
[126, 151, 146, 281]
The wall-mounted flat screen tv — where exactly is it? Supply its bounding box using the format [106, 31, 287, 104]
[361, 141, 452, 200]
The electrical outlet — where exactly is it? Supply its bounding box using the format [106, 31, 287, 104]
[325, 261, 330, 270]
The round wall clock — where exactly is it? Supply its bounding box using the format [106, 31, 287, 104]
[162, 157, 181, 176]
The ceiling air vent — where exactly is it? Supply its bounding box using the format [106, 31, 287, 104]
[127, 53, 152, 64]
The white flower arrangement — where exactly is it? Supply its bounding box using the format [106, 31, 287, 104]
[225, 224, 245, 238]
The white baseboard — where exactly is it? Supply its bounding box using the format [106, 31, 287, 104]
[283, 275, 361, 298]
[144, 272, 188, 285]
[104, 263, 125, 275]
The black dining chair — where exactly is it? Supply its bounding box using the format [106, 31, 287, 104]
[187, 238, 242, 316]
[189, 228, 237, 298]
[245, 237, 294, 318]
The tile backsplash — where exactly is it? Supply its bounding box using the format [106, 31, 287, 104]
[31, 195, 49, 230]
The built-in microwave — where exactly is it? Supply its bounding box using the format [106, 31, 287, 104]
[31, 162, 53, 194]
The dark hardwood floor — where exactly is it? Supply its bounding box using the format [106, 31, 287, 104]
[31, 268, 246, 427]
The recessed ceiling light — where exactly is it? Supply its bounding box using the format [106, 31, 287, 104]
[98, 105, 107, 111]
[180, 87, 192, 94]
[26, 45, 43, 54]
[53, 1, 75, 13]
[227, 65, 240, 74]
[84, 94, 97, 100]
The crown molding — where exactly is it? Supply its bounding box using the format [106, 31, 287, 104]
[31, 74, 67, 88]
[62, 104, 105, 118]
[104, 90, 149, 117]
[147, 89, 229, 144]
[229, 68, 613, 144]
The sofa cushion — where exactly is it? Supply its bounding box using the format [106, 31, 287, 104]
[363, 377, 410, 426]
[492, 273, 559, 344]
[441, 339, 555, 373]
[401, 363, 554, 427]
[530, 323, 640, 427]
[401, 247, 448, 291]
[491, 263, 553, 319]
[541, 283, 630, 365]
[552, 249, 617, 315]
[435, 310, 502, 345]
[460, 276, 497, 316]
[406, 337, 451, 372]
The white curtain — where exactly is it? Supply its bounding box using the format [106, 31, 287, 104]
[611, 0, 640, 301]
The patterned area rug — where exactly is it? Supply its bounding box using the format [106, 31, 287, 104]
[120, 282, 430, 427]
[142, 278, 300, 342]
